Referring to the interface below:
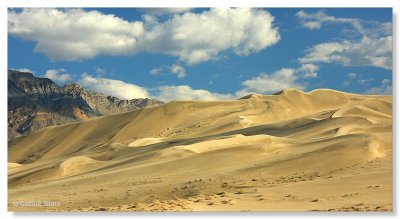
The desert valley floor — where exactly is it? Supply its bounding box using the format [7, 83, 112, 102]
[8, 89, 392, 211]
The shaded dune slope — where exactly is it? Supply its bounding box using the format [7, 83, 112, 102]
[8, 89, 392, 211]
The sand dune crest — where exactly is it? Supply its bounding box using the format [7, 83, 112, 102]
[8, 90, 392, 211]
[58, 156, 101, 177]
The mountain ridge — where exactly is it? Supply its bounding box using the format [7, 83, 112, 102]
[8, 70, 164, 140]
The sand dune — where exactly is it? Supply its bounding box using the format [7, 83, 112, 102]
[128, 138, 164, 147]
[8, 89, 392, 211]
[8, 162, 21, 168]
[58, 156, 102, 177]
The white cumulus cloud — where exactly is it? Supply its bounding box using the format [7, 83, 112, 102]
[142, 8, 280, 65]
[296, 10, 363, 32]
[8, 8, 145, 62]
[44, 68, 73, 84]
[298, 63, 319, 78]
[155, 85, 235, 102]
[303, 21, 322, 30]
[236, 68, 306, 96]
[299, 37, 392, 70]
[8, 8, 280, 65]
[155, 64, 315, 100]
[150, 67, 163, 75]
[149, 64, 186, 78]
[297, 10, 392, 70]
[78, 73, 149, 99]
[170, 65, 186, 78]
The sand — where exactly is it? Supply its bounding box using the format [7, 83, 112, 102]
[8, 89, 392, 211]
[128, 138, 164, 147]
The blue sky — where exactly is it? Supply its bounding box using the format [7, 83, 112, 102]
[8, 8, 392, 101]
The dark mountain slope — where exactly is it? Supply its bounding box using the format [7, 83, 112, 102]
[8, 70, 163, 140]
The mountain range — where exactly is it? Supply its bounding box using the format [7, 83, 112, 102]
[8, 70, 164, 140]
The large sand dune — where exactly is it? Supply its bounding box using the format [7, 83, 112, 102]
[8, 89, 392, 211]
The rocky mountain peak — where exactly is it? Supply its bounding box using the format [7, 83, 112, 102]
[63, 83, 84, 92]
[8, 70, 34, 80]
[63, 83, 86, 98]
[8, 70, 62, 96]
[8, 69, 164, 140]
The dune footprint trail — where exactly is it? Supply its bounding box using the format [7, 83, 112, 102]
[8, 89, 392, 211]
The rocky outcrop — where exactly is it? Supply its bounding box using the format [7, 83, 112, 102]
[63, 83, 163, 115]
[8, 70, 164, 140]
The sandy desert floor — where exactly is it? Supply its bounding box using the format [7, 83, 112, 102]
[8, 89, 392, 211]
